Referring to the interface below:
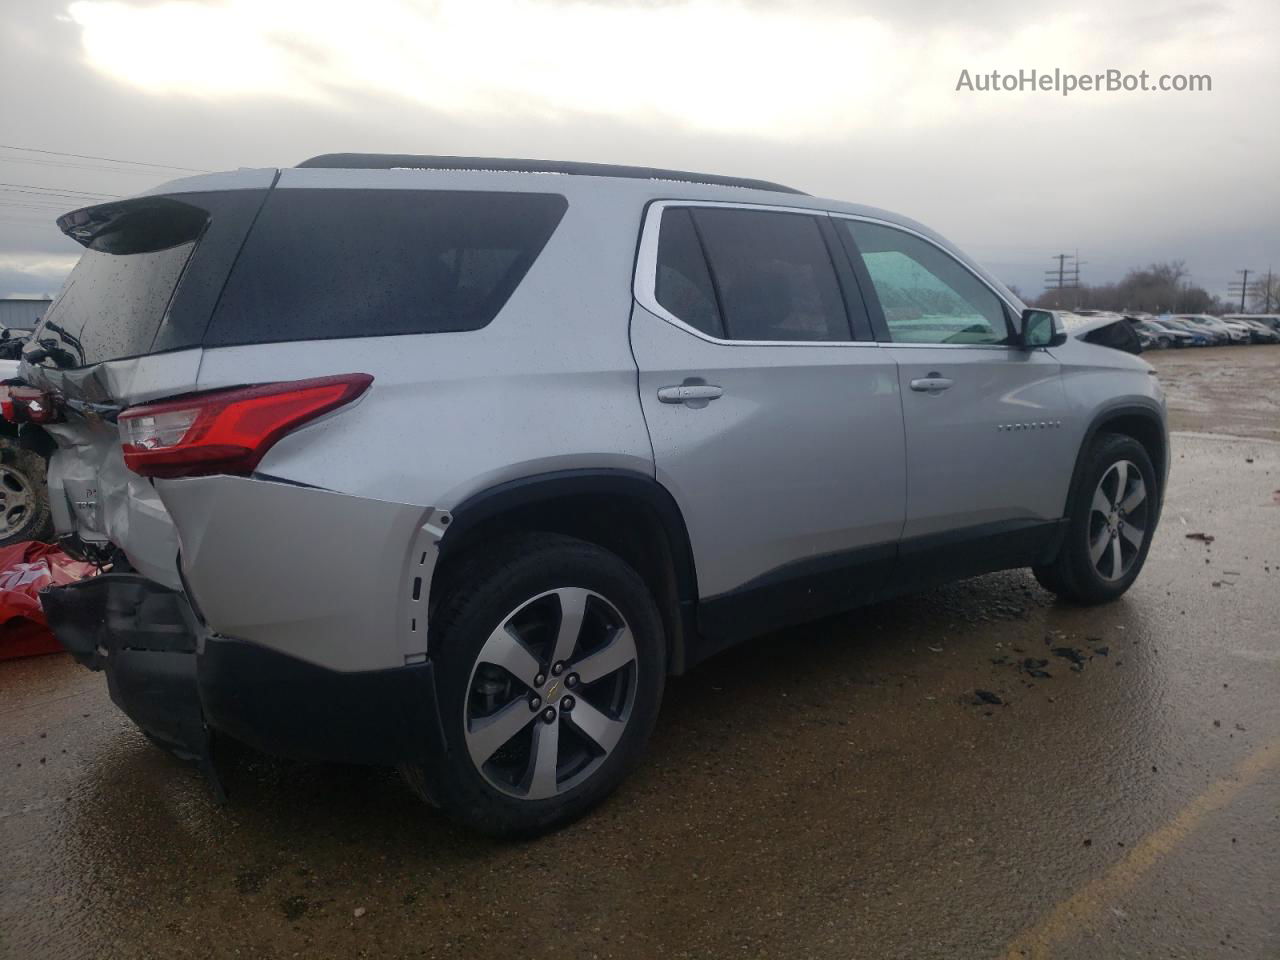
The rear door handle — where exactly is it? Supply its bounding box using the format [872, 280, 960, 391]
[657, 383, 723, 405]
[909, 375, 954, 394]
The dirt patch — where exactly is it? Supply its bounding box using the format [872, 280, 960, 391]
[1146, 346, 1280, 440]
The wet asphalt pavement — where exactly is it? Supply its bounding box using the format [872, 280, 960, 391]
[2, 348, 1278, 959]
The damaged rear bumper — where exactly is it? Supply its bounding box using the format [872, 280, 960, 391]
[41, 574, 448, 767]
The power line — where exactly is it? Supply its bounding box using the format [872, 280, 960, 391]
[0, 144, 211, 174]
[1043, 251, 1085, 307]
[0, 220, 66, 231]
[0, 215, 63, 225]
[0, 155, 187, 177]
[0, 182, 120, 199]
[1227, 268, 1252, 313]
[0, 201, 77, 212]
[0, 192, 82, 205]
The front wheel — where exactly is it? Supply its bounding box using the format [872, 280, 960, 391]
[1034, 433, 1158, 605]
[401, 534, 665, 837]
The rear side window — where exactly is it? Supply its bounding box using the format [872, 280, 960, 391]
[205, 190, 567, 346]
[689, 208, 850, 342]
[654, 208, 724, 338]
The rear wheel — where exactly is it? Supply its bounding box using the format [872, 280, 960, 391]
[1034, 433, 1157, 605]
[0, 440, 52, 547]
[401, 534, 665, 837]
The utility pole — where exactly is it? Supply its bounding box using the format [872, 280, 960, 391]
[1228, 269, 1252, 313]
[1043, 252, 1082, 308]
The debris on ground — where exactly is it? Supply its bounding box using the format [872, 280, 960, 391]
[972, 689, 1003, 706]
[1186, 532, 1216, 543]
[1050, 647, 1088, 666]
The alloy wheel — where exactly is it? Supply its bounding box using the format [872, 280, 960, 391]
[1088, 459, 1149, 582]
[463, 588, 638, 800]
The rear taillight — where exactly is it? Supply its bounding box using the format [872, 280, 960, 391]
[118, 374, 373, 479]
[0, 385, 63, 424]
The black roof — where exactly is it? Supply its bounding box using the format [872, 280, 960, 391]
[296, 154, 806, 195]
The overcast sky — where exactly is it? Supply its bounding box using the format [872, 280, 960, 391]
[2, 0, 1277, 302]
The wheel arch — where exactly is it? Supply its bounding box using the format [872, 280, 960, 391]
[1064, 400, 1168, 518]
[433, 469, 700, 674]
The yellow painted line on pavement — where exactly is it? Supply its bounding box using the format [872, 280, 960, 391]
[1002, 737, 1280, 960]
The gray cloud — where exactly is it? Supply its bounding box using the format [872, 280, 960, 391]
[1, 0, 1276, 301]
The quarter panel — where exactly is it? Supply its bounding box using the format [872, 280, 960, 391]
[192, 183, 654, 508]
[158, 476, 431, 672]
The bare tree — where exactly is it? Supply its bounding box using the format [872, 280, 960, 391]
[1031, 260, 1222, 314]
[1248, 272, 1280, 312]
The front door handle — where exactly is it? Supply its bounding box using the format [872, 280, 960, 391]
[909, 374, 954, 394]
[657, 383, 723, 406]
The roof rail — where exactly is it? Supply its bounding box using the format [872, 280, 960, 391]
[296, 154, 806, 195]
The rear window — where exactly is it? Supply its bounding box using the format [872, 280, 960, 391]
[204, 189, 568, 347]
[30, 191, 268, 369]
[33, 198, 205, 368]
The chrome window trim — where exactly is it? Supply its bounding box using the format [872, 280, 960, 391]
[826, 211, 1023, 342]
[633, 199, 878, 348]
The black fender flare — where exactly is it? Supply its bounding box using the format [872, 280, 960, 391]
[1063, 399, 1168, 518]
[438, 468, 701, 671]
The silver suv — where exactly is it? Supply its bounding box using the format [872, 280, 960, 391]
[21, 156, 1167, 835]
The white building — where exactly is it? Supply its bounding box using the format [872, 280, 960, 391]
[0, 298, 52, 330]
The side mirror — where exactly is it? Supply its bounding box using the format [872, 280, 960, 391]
[1019, 308, 1067, 348]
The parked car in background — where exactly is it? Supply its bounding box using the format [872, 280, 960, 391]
[1232, 318, 1280, 343]
[1173, 314, 1247, 344]
[0, 352, 54, 547]
[24, 155, 1169, 835]
[1152, 317, 1212, 346]
[1161, 315, 1225, 345]
[1131, 320, 1173, 349]
[1223, 314, 1280, 333]
[1144, 319, 1197, 347]
[1131, 326, 1159, 350]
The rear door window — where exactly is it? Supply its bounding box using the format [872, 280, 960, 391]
[689, 208, 851, 342]
[204, 189, 568, 347]
[654, 208, 724, 339]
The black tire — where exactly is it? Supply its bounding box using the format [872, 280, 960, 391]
[1034, 433, 1158, 605]
[0, 439, 53, 547]
[401, 534, 665, 837]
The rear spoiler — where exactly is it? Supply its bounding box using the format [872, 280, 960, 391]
[56, 196, 209, 252]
